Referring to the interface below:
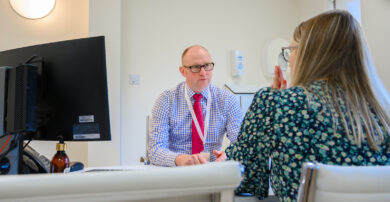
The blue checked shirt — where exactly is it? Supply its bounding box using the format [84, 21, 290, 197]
[149, 82, 243, 166]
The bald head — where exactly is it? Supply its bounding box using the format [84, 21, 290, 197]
[181, 45, 211, 65]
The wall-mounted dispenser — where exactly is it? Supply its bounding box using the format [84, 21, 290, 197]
[231, 50, 244, 77]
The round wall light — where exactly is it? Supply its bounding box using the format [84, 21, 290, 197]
[10, 0, 56, 19]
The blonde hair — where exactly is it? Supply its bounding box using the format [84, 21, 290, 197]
[291, 10, 390, 151]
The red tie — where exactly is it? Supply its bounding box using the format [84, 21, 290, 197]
[192, 94, 204, 154]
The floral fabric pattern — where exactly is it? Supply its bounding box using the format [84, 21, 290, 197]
[226, 81, 390, 202]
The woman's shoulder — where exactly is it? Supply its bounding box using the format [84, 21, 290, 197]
[254, 86, 307, 105]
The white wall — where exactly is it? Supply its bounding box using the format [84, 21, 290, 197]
[3, 0, 388, 167]
[88, 0, 122, 166]
[336, 0, 361, 24]
[297, 0, 333, 22]
[0, 0, 89, 165]
[0, 0, 89, 51]
[116, 0, 390, 166]
[120, 0, 320, 164]
[361, 0, 390, 92]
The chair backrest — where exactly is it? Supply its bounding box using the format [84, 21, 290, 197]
[146, 115, 151, 164]
[140, 115, 151, 164]
[297, 162, 390, 202]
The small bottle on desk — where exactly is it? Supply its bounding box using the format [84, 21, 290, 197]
[50, 136, 70, 173]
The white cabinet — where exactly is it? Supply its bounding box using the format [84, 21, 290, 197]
[225, 83, 265, 113]
[237, 93, 255, 114]
[221, 83, 265, 151]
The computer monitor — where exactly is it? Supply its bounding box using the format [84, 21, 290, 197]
[0, 36, 111, 141]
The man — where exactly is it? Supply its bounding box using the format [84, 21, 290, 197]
[148, 45, 243, 166]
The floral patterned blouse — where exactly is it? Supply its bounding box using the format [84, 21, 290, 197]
[226, 80, 390, 202]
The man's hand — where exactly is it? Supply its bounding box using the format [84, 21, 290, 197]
[175, 154, 208, 166]
[213, 150, 227, 162]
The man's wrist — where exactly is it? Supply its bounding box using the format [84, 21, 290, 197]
[167, 152, 181, 167]
[175, 154, 188, 166]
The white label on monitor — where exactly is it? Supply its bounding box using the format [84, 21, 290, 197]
[73, 133, 100, 140]
[79, 115, 94, 123]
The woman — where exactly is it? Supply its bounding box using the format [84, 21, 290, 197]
[225, 10, 390, 202]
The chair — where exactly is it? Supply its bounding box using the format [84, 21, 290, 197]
[297, 162, 390, 202]
[140, 116, 151, 165]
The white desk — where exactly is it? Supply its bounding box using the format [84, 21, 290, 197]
[82, 164, 279, 202]
[0, 161, 241, 202]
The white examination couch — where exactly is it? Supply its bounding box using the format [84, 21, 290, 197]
[0, 161, 242, 202]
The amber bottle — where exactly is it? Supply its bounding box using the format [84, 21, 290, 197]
[50, 137, 70, 173]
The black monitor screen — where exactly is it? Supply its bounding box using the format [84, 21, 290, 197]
[0, 36, 111, 141]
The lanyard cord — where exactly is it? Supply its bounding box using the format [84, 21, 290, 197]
[184, 84, 211, 145]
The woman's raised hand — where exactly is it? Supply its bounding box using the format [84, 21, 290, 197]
[271, 65, 287, 90]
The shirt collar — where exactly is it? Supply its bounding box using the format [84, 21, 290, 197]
[185, 84, 210, 100]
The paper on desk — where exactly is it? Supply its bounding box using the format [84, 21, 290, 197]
[75, 164, 161, 173]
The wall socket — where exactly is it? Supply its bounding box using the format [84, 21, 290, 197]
[129, 74, 140, 85]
